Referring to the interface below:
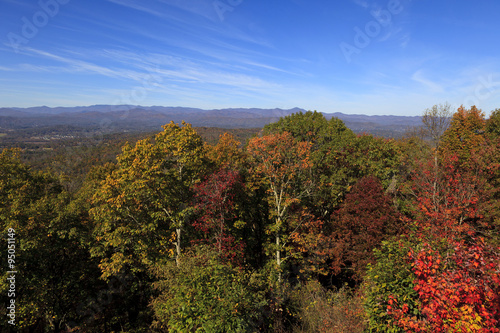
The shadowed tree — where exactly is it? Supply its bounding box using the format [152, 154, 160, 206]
[192, 168, 247, 266]
[0, 149, 102, 332]
[330, 176, 402, 283]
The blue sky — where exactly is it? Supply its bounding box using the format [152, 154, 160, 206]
[2, 0, 500, 116]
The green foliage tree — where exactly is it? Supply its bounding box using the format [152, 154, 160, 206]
[264, 111, 356, 216]
[150, 246, 268, 332]
[0, 149, 102, 332]
[486, 108, 500, 140]
[264, 110, 354, 149]
[363, 236, 421, 333]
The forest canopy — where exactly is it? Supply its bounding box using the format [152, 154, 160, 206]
[1, 106, 500, 332]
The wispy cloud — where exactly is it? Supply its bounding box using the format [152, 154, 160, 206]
[104, 0, 268, 48]
[105, 0, 168, 19]
[26, 48, 130, 78]
[411, 70, 445, 93]
[399, 33, 411, 48]
[14, 46, 288, 105]
[0, 66, 16, 71]
[157, 0, 218, 21]
[351, 0, 369, 9]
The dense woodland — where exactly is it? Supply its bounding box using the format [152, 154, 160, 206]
[1, 105, 500, 332]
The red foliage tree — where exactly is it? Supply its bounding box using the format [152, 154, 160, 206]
[330, 176, 402, 281]
[409, 154, 484, 239]
[387, 148, 500, 332]
[192, 168, 246, 265]
[388, 237, 500, 332]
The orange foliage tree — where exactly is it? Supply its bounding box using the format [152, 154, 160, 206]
[205, 132, 247, 170]
[441, 105, 486, 166]
[409, 154, 484, 236]
[247, 131, 313, 281]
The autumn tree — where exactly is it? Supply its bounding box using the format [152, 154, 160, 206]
[264, 111, 356, 216]
[330, 176, 402, 283]
[91, 121, 207, 278]
[407, 154, 485, 238]
[205, 132, 247, 171]
[247, 131, 313, 281]
[288, 176, 403, 283]
[365, 125, 500, 332]
[468, 130, 500, 247]
[286, 208, 335, 277]
[396, 238, 500, 332]
[365, 213, 500, 332]
[202, 132, 272, 267]
[441, 105, 486, 166]
[261, 112, 401, 281]
[192, 168, 247, 265]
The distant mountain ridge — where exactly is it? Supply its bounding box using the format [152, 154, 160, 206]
[0, 105, 422, 138]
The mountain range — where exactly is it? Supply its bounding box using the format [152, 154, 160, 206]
[0, 105, 423, 138]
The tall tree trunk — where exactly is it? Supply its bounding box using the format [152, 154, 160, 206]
[175, 227, 181, 266]
[433, 151, 439, 214]
[276, 217, 282, 283]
